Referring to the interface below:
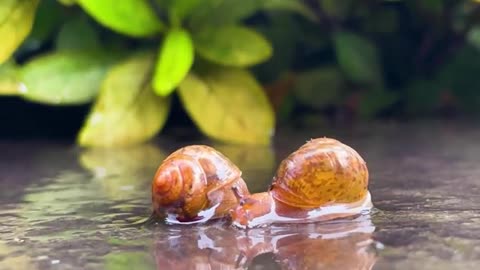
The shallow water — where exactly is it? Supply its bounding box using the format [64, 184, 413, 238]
[1, 121, 480, 269]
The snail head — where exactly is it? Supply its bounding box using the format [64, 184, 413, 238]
[230, 187, 272, 228]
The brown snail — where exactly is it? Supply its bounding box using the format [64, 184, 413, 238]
[231, 138, 372, 228]
[152, 145, 250, 224]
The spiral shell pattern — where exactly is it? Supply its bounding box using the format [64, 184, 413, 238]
[152, 145, 245, 221]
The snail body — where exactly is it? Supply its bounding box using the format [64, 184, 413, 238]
[152, 145, 250, 224]
[231, 138, 372, 228]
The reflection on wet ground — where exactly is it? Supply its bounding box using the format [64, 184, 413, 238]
[153, 215, 378, 269]
[1, 121, 480, 269]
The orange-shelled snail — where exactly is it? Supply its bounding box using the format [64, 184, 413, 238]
[231, 138, 373, 228]
[151, 145, 250, 224]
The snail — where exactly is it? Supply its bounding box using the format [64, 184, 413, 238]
[152, 145, 250, 224]
[231, 138, 373, 228]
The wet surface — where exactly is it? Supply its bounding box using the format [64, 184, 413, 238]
[1, 120, 480, 269]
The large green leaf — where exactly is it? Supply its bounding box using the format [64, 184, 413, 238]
[294, 67, 344, 109]
[194, 25, 272, 67]
[78, 52, 171, 147]
[178, 66, 275, 145]
[153, 28, 194, 96]
[77, 0, 163, 37]
[19, 51, 116, 105]
[333, 31, 381, 84]
[0, 0, 40, 64]
[56, 15, 100, 51]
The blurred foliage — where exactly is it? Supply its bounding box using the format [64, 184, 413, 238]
[212, 143, 275, 192]
[77, 52, 171, 147]
[178, 64, 275, 145]
[2, 0, 480, 146]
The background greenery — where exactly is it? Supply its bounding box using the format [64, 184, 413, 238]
[2, 0, 480, 147]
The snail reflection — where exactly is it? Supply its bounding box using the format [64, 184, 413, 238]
[153, 215, 378, 270]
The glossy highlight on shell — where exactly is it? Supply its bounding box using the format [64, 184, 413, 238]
[231, 137, 372, 228]
[152, 145, 250, 224]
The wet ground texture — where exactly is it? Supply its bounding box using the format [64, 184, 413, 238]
[1, 120, 480, 270]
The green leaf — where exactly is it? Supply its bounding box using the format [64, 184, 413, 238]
[262, 0, 317, 22]
[358, 88, 398, 118]
[77, 0, 164, 37]
[178, 66, 275, 145]
[78, 52, 171, 147]
[153, 29, 194, 96]
[56, 15, 100, 51]
[0, 61, 21, 95]
[294, 67, 344, 109]
[194, 25, 272, 67]
[19, 51, 116, 105]
[0, 0, 40, 64]
[333, 31, 381, 84]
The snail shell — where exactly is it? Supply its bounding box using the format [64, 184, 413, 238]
[271, 138, 369, 207]
[152, 145, 250, 224]
[231, 138, 372, 228]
